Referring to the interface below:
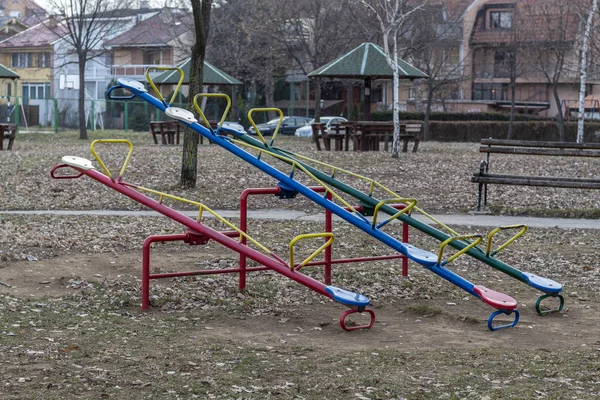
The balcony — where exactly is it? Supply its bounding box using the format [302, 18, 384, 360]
[111, 64, 172, 78]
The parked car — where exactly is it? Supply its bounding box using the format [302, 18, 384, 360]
[219, 121, 246, 134]
[248, 116, 312, 136]
[294, 117, 349, 138]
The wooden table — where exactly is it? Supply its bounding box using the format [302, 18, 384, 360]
[149, 121, 181, 145]
[0, 123, 17, 150]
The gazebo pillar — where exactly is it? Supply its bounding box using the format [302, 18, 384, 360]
[364, 78, 371, 121]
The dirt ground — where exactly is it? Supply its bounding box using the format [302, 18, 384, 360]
[1, 132, 599, 399]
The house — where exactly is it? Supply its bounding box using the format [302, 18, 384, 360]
[0, 20, 64, 126]
[0, 16, 29, 41]
[0, 0, 46, 25]
[104, 8, 192, 80]
[403, 0, 600, 118]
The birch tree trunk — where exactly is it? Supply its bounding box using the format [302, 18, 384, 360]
[577, 0, 599, 143]
[391, 32, 401, 158]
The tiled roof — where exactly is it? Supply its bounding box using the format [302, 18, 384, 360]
[104, 9, 190, 47]
[308, 42, 427, 80]
[152, 58, 242, 85]
[0, 63, 19, 78]
[0, 21, 64, 48]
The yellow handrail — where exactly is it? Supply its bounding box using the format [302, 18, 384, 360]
[486, 224, 528, 257]
[145, 67, 185, 106]
[134, 185, 275, 257]
[193, 93, 232, 135]
[289, 233, 334, 271]
[437, 234, 483, 265]
[372, 198, 417, 229]
[283, 151, 464, 238]
[230, 138, 366, 220]
[248, 108, 284, 146]
[90, 139, 134, 181]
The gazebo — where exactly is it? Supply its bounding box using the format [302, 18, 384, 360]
[308, 42, 427, 120]
[153, 58, 242, 118]
[0, 63, 20, 123]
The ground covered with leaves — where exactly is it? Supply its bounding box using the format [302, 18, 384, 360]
[0, 131, 599, 399]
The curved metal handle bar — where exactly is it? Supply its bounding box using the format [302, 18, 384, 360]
[107, 85, 136, 100]
[193, 93, 232, 136]
[372, 198, 417, 229]
[535, 293, 565, 315]
[89, 139, 134, 181]
[50, 164, 83, 179]
[486, 224, 528, 257]
[437, 234, 483, 266]
[340, 308, 375, 331]
[145, 66, 184, 106]
[247, 108, 284, 147]
[488, 309, 519, 331]
[289, 232, 334, 271]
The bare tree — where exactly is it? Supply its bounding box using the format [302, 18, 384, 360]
[180, 0, 212, 188]
[358, 0, 423, 158]
[404, 5, 465, 141]
[269, 0, 361, 121]
[44, 0, 132, 140]
[577, 0, 599, 143]
[522, 0, 579, 141]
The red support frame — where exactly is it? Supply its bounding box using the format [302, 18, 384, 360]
[239, 186, 410, 291]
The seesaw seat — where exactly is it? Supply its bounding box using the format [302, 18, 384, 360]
[473, 285, 517, 310]
[326, 286, 370, 307]
[403, 243, 438, 267]
[61, 156, 95, 170]
[522, 272, 562, 294]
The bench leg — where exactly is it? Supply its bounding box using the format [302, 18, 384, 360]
[412, 139, 420, 153]
[402, 139, 409, 153]
[8, 137, 14, 150]
[477, 183, 483, 211]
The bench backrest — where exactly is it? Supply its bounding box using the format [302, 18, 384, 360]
[479, 138, 600, 157]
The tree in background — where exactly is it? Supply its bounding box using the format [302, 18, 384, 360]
[521, 0, 579, 141]
[358, 0, 423, 157]
[180, 0, 212, 188]
[404, 5, 465, 141]
[44, 0, 132, 140]
[577, 0, 599, 143]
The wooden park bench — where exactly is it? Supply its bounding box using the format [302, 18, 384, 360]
[471, 138, 600, 210]
[312, 123, 345, 151]
[149, 121, 181, 145]
[0, 123, 16, 150]
[401, 123, 422, 153]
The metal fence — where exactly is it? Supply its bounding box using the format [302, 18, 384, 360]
[0, 96, 238, 133]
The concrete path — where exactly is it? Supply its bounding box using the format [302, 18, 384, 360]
[1, 209, 598, 230]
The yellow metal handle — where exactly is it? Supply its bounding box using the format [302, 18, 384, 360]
[90, 139, 134, 181]
[193, 93, 232, 135]
[372, 198, 417, 229]
[486, 224, 528, 257]
[289, 233, 334, 271]
[248, 108, 284, 146]
[145, 67, 185, 106]
[437, 234, 483, 265]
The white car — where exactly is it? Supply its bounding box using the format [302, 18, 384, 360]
[294, 117, 348, 138]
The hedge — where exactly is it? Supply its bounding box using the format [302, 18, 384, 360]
[371, 110, 548, 122]
[428, 121, 600, 142]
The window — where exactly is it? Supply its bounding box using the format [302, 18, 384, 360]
[37, 52, 51, 68]
[490, 11, 512, 30]
[408, 87, 416, 100]
[22, 83, 51, 100]
[9, 11, 21, 18]
[12, 53, 33, 68]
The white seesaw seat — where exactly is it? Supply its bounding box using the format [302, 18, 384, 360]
[61, 156, 95, 170]
[165, 107, 197, 124]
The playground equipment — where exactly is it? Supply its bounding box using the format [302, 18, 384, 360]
[52, 68, 564, 331]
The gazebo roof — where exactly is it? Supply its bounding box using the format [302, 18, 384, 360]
[308, 42, 427, 80]
[0, 63, 19, 79]
[153, 58, 242, 85]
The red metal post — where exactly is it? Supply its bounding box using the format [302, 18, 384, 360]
[142, 233, 187, 310]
